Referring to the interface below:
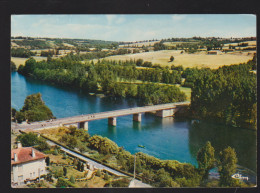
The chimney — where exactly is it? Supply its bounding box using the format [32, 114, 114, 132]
[14, 153, 18, 162]
[32, 149, 35, 158]
[17, 141, 22, 148]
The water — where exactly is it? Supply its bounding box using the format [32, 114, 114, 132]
[11, 72, 257, 177]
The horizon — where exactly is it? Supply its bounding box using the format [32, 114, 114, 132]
[11, 14, 256, 42]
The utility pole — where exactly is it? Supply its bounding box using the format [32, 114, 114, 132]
[133, 154, 136, 180]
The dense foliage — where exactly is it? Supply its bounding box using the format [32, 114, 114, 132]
[12, 40, 52, 49]
[18, 58, 186, 105]
[16, 132, 50, 151]
[197, 141, 215, 180]
[13, 93, 55, 123]
[11, 48, 35, 58]
[11, 61, 16, 71]
[218, 146, 238, 187]
[191, 58, 257, 129]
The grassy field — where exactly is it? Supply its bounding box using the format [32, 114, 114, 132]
[11, 56, 47, 67]
[105, 50, 254, 69]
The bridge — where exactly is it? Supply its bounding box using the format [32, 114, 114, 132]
[11, 102, 190, 131]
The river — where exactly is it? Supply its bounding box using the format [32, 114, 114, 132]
[11, 71, 256, 181]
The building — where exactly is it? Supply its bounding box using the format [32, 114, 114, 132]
[11, 142, 47, 186]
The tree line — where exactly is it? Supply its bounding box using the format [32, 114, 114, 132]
[11, 48, 36, 58]
[17, 57, 187, 105]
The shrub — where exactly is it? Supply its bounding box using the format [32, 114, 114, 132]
[96, 169, 101, 177]
[69, 175, 75, 184]
[56, 177, 69, 188]
[104, 173, 109, 180]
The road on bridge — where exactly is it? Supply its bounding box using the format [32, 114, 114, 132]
[11, 102, 190, 131]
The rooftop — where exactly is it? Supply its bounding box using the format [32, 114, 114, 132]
[11, 147, 46, 165]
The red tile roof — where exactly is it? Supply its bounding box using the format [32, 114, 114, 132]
[11, 147, 46, 165]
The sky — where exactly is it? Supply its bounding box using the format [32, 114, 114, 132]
[11, 14, 256, 42]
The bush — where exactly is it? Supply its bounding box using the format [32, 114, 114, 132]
[69, 175, 75, 184]
[96, 169, 101, 177]
[56, 177, 69, 188]
[63, 167, 67, 176]
[16, 132, 39, 147]
[111, 178, 130, 187]
[104, 173, 109, 180]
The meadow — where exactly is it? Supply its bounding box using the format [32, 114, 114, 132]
[11, 56, 47, 67]
[105, 50, 254, 69]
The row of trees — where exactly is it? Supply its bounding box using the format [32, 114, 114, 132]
[197, 141, 240, 187]
[18, 58, 187, 105]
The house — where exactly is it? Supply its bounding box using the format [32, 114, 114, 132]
[11, 142, 47, 186]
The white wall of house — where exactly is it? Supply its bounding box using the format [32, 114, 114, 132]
[12, 158, 46, 185]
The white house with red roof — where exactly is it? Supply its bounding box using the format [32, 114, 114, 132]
[11, 142, 47, 186]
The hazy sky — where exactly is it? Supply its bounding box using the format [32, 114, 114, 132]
[11, 14, 256, 42]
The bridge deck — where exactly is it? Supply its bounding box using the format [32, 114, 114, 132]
[12, 102, 190, 130]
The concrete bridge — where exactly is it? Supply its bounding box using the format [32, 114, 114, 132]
[11, 102, 190, 131]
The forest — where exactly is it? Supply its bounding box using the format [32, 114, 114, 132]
[191, 55, 256, 129]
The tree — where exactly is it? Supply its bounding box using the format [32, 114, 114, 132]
[56, 177, 69, 188]
[96, 169, 101, 177]
[69, 175, 75, 184]
[77, 161, 81, 171]
[218, 146, 238, 187]
[170, 56, 174, 62]
[45, 156, 50, 166]
[18, 93, 54, 122]
[15, 111, 25, 123]
[16, 132, 39, 147]
[63, 167, 67, 176]
[11, 108, 17, 119]
[11, 61, 17, 71]
[53, 148, 58, 155]
[196, 141, 215, 180]
[136, 59, 143, 66]
[104, 172, 109, 180]
[80, 163, 85, 172]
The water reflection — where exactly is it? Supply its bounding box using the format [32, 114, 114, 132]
[107, 125, 117, 135]
[161, 117, 175, 127]
[133, 121, 142, 131]
[188, 121, 256, 172]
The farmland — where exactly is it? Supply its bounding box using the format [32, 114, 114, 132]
[11, 56, 47, 67]
[105, 50, 254, 69]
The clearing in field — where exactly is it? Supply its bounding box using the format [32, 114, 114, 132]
[11, 56, 47, 67]
[105, 50, 254, 69]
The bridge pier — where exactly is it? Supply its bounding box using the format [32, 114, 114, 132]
[78, 121, 88, 130]
[108, 117, 117, 126]
[156, 108, 177, 118]
[133, 113, 142, 122]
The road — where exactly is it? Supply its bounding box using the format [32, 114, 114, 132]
[11, 102, 190, 130]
